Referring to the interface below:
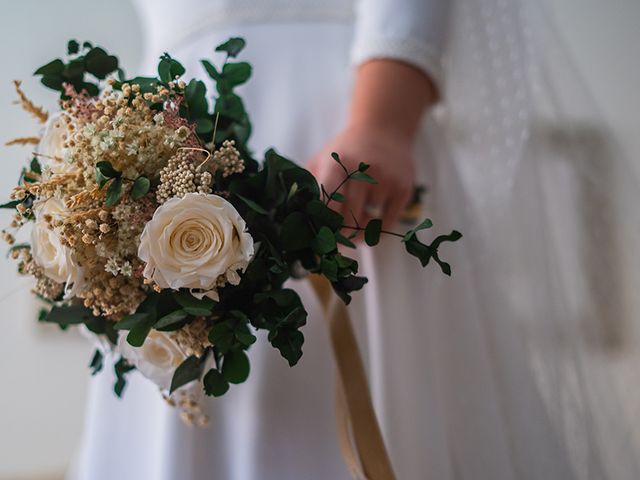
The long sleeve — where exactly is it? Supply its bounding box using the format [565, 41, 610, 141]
[351, 0, 450, 90]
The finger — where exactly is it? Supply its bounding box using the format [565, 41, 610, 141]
[383, 184, 412, 229]
[346, 180, 369, 236]
[363, 183, 389, 227]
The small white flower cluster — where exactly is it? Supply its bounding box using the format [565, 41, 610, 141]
[105, 256, 133, 277]
[156, 150, 213, 203]
[212, 140, 244, 177]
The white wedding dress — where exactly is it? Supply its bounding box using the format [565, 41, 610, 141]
[69, 1, 640, 479]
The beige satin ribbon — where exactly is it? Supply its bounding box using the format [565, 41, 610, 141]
[309, 274, 396, 480]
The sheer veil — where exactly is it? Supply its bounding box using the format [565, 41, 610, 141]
[436, 0, 640, 476]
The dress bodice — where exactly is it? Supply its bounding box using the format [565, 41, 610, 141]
[133, 0, 447, 87]
[133, 0, 355, 52]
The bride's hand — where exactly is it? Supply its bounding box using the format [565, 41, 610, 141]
[307, 59, 438, 235]
[307, 124, 415, 230]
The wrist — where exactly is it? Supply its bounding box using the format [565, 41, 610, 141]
[345, 118, 415, 145]
[348, 59, 436, 143]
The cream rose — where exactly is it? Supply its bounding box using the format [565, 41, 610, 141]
[37, 113, 77, 176]
[31, 198, 84, 295]
[138, 193, 254, 300]
[117, 331, 187, 390]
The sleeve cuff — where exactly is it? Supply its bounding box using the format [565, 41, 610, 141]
[351, 36, 445, 100]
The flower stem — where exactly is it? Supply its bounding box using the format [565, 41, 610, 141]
[340, 224, 405, 239]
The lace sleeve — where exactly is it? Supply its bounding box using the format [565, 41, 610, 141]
[350, 0, 450, 91]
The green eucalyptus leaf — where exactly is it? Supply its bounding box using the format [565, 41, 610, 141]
[215, 37, 246, 58]
[114, 312, 150, 330]
[204, 368, 229, 396]
[126, 76, 159, 94]
[157, 54, 185, 82]
[364, 219, 382, 246]
[196, 117, 214, 134]
[330, 192, 345, 202]
[43, 304, 95, 326]
[89, 349, 103, 375]
[184, 79, 209, 117]
[270, 328, 304, 366]
[222, 350, 250, 384]
[35, 59, 65, 76]
[403, 234, 432, 267]
[335, 232, 356, 249]
[320, 257, 338, 281]
[83, 315, 119, 345]
[413, 218, 434, 232]
[235, 330, 257, 347]
[95, 169, 109, 189]
[95, 161, 120, 178]
[174, 291, 216, 314]
[113, 357, 134, 397]
[130, 176, 150, 200]
[214, 93, 245, 121]
[155, 309, 188, 329]
[235, 193, 269, 215]
[65, 59, 85, 79]
[40, 75, 63, 91]
[30, 157, 42, 175]
[331, 275, 368, 304]
[403, 218, 433, 241]
[182, 306, 213, 316]
[350, 171, 378, 184]
[105, 177, 123, 206]
[126, 317, 154, 347]
[313, 226, 337, 254]
[170, 355, 202, 393]
[306, 199, 344, 231]
[84, 47, 118, 79]
[209, 322, 235, 354]
[67, 40, 80, 55]
[0, 200, 21, 209]
[201, 60, 221, 81]
[80, 82, 99, 97]
[222, 62, 252, 87]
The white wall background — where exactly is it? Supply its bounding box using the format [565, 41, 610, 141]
[0, 0, 638, 478]
[0, 1, 141, 478]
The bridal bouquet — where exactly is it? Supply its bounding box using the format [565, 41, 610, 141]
[2, 38, 460, 424]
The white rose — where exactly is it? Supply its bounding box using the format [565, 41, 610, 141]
[31, 198, 84, 295]
[37, 113, 77, 176]
[138, 193, 254, 300]
[117, 331, 187, 391]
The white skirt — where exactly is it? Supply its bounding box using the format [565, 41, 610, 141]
[69, 17, 640, 480]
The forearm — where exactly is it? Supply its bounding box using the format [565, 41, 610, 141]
[348, 60, 438, 141]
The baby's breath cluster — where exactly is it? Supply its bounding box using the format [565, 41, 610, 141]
[156, 149, 213, 203]
[80, 269, 147, 318]
[64, 82, 190, 182]
[212, 140, 244, 177]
